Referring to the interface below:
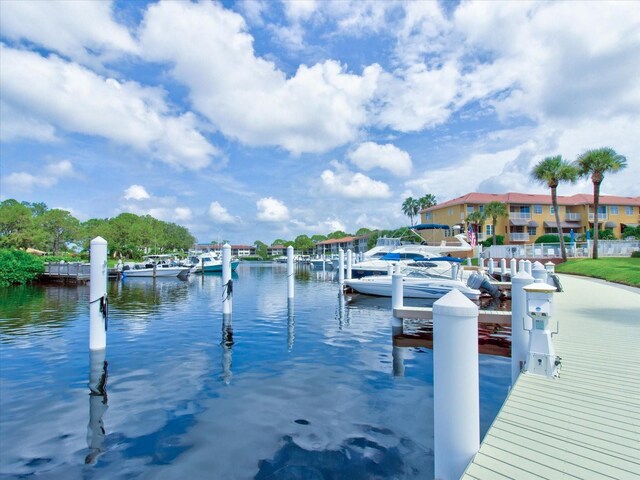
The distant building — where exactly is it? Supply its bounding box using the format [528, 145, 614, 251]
[267, 244, 286, 256]
[421, 192, 640, 244]
[314, 235, 370, 255]
[192, 244, 257, 256]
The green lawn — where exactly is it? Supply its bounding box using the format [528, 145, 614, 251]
[555, 257, 640, 287]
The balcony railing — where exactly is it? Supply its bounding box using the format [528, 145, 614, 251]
[510, 232, 530, 241]
[588, 213, 608, 221]
[509, 212, 531, 220]
[565, 212, 581, 221]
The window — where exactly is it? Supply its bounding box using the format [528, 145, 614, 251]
[528, 227, 537, 236]
[426, 212, 432, 220]
[485, 225, 493, 236]
[625, 206, 634, 215]
[534, 205, 542, 214]
[479, 205, 484, 213]
[447, 208, 453, 215]
[467, 206, 474, 214]
[610, 206, 618, 215]
[550, 205, 555, 214]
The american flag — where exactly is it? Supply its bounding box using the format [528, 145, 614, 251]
[468, 225, 477, 247]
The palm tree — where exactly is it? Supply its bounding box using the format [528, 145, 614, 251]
[466, 210, 486, 244]
[531, 155, 579, 261]
[484, 201, 508, 246]
[575, 147, 627, 259]
[402, 197, 420, 225]
[418, 194, 437, 210]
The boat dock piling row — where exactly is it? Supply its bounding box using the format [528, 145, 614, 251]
[89, 236, 108, 352]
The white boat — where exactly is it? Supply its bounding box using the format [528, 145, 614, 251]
[344, 266, 481, 300]
[188, 252, 240, 273]
[122, 256, 190, 278]
[310, 256, 333, 270]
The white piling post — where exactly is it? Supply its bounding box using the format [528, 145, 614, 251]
[387, 263, 394, 276]
[510, 258, 517, 277]
[287, 246, 294, 299]
[511, 271, 534, 385]
[451, 262, 459, 280]
[531, 261, 547, 283]
[90, 236, 107, 351]
[479, 257, 485, 269]
[338, 249, 344, 285]
[545, 261, 556, 275]
[518, 259, 525, 273]
[346, 249, 352, 280]
[433, 290, 480, 480]
[222, 243, 232, 315]
[391, 269, 403, 329]
[466, 257, 472, 266]
[524, 259, 532, 275]
[488, 259, 494, 275]
[500, 258, 507, 278]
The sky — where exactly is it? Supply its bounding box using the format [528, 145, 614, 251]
[1, 0, 639, 245]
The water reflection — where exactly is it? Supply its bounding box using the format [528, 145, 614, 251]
[86, 349, 108, 464]
[221, 314, 233, 385]
[287, 299, 295, 351]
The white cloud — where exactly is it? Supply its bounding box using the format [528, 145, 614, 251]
[0, 46, 218, 170]
[282, 0, 318, 22]
[145, 207, 192, 223]
[348, 142, 412, 176]
[174, 207, 192, 221]
[209, 201, 236, 224]
[3, 160, 75, 191]
[0, 0, 137, 65]
[256, 197, 289, 222]
[123, 185, 151, 201]
[0, 101, 58, 143]
[139, 1, 381, 154]
[320, 163, 391, 199]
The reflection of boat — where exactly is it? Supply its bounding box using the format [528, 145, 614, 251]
[188, 252, 240, 273]
[122, 256, 190, 278]
[310, 257, 333, 270]
[344, 267, 481, 300]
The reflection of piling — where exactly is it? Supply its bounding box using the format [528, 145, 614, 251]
[433, 290, 479, 480]
[511, 271, 534, 385]
[391, 323, 404, 377]
[222, 243, 232, 315]
[287, 246, 294, 299]
[90, 237, 108, 351]
[222, 313, 233, 385]
[287, 298, 295, 351]
[86, 348, 108, 464]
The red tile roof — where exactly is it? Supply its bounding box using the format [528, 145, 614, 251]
[423, 192, 640, 212]
[316, 235, 365, 245]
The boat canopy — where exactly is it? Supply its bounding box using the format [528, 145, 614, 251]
[411, 223, 451, 230]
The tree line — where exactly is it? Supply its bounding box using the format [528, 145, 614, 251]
[0, 199, 195, 259]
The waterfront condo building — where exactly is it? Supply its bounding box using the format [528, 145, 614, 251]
[420, 192, 640, 244]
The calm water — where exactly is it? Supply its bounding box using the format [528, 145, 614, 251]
[0, 263, 510, 479]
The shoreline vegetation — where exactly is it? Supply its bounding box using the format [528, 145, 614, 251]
[555, 258, 640, 287]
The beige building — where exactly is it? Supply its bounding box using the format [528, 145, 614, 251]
[420, 192, 640, 244]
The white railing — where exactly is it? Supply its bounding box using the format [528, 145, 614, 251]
[509, 212, 531, 220]
[509, 233, 530, 241]
[565, 213, 581, 221]
[588, 213, 608, 221]
[482, 240, 639, 259]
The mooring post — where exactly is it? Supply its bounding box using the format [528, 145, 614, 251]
[222, 243, 232, 315]
[479, 257, 485, 269]
[500, 258, 507, 279]
[524, 259, 532, 275]
[287, 245, 294, 299]
[545, 261, 557, 288]
[89, 236, 107, 351]
[466, 257, 472, 266]
[338, 249, 344, 285]
[433, 289, 479, 480]
[346, 249, 352, 280]
[511, 271, 534, 385]
[488, 258, 494, 275]
[451, 262, 459, 280]
[518, 259, 525, 273]
[510, 258, 517, 278]
[531, 261, 547, 283]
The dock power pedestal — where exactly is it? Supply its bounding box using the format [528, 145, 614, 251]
[523, 281, 561, 378]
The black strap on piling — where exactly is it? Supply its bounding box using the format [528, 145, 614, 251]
[222, 279, 233, 302]
[90, 294, 109, 331]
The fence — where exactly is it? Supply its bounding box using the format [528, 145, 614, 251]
[482, 240, 640, 259]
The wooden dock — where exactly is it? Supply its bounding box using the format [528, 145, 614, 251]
[41, 262, 121, 283]
[462, 275, 640, 480]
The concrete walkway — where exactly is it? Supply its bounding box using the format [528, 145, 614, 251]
[462, 274, 640, 480]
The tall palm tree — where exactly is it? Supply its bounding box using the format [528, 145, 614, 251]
[465, 210, 486, 244]
[402, 197, 420, 225]
[575, 147, 627, 259]
[531, 155, 578, 261]
[484, 201, 508, 246]
[418, 194, 437, 210]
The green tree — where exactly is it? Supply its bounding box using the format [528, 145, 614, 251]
[327, 230, 349, 239]
[0, 200, 45, 249]
[311, 234, 327, 243]
[254, 240, 268, 258]
[38, 209, 81, 254]
[576, 147, 627, 259]
[21, 201, 48, 217]
[531, 155, 579, 261]
[484, 201, 508, 246]
[402, 197, 420, 225]
[418, 194, 437, 210]
[355, 227, 372, 236]
[272, 238, 287, 246]
[294, 234, 314, 252]
[465, 210, 486, 243]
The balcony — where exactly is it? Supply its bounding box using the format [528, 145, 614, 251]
[510, 232, 530, 242]
[565, 212, 581, 221]
[588, 213, 608, 221]
[509, 212, 531, 220]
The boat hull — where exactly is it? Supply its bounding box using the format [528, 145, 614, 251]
[344, 276, 480, 300]
[123, 266, 190, 278]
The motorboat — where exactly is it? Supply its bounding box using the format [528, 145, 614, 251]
[344, 269, 481, 300]
[122, 256, 190, 279]
[310, 256, 333, 270]
[188, 252, 240, 273]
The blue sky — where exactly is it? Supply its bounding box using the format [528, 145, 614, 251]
[1, 0, 639, 245]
